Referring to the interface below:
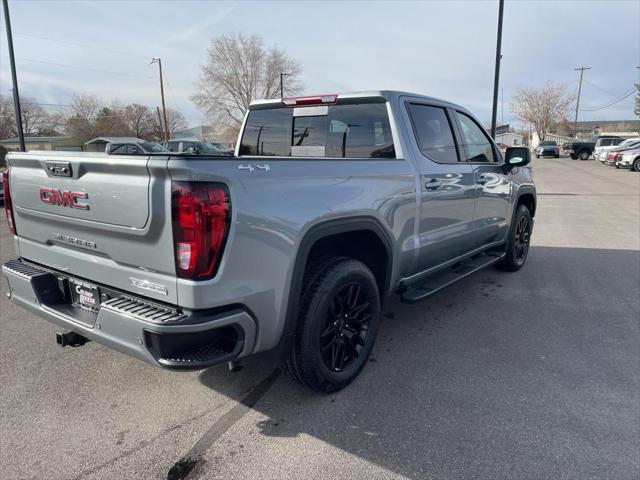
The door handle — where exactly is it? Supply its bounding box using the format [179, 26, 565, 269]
[424, 178, 442, 190]
[476, 174, 490, 185]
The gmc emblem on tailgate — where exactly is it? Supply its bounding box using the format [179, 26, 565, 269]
[40, 188, 89, 210]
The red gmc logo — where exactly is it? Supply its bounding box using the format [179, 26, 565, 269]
[40, 188, 89, 210]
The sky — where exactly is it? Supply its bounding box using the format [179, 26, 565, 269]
[0, 0, 638, 129]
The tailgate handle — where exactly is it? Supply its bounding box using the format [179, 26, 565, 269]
[46, 161, 72, 178]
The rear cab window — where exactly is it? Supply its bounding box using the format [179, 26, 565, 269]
[239, 99, 395, 158]
[406, 103, 459, 163]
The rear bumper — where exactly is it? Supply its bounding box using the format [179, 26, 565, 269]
[2, 259, 257, 370]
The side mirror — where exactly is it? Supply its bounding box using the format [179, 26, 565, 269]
[504, 147, 530, 169]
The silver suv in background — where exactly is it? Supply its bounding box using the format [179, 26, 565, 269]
[535, 140, 559, 158]
[2, 91, 536, 392]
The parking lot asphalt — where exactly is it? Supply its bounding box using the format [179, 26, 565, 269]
[0, 156, 638, 480]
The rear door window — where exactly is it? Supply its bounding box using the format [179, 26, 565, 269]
[239, 102, 395, 158]
[407, 103, 459, 163]
[454, 111, 497, 163]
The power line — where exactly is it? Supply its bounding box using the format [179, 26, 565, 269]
[583, 79, 635, 106]
[580, 89, 636, 111]
[0, 29, 149, 59]
[1, 55, 153, 80]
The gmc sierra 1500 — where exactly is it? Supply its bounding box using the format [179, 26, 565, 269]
[2, 91, 536, 392]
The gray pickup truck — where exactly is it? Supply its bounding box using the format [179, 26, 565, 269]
[2, 91, 536, 392]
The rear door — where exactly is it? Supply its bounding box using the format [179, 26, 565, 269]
[452, 110, 511, 247]
[403, 100, 477, 272]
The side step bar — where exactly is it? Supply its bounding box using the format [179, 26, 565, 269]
[400, 251, 505, 304]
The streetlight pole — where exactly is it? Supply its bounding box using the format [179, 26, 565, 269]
[490, 0, 505, 139]
[152, 58, 170, 143]
[280, 72, 290, 98]
[2, 0, 25, 151]
[573, 66, 591, 138]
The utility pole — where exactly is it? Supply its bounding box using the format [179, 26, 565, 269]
[280, 72, 290, 98]
[573, 66, 591, 138]
[151, 58, 169, 143]
[490, 0, 505, 139]
[2, 0, 25, 151]
[156, 107, 164, 141]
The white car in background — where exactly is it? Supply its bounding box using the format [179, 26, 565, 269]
[593, 136, 624, 160]
[616, 148, 640, 171]
[596, 138, 640, 163]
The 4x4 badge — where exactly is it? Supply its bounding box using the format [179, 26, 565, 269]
[238, 164, 270, 172]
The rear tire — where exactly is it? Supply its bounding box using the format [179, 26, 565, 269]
[579, 149, 590, 160]
[497, 204, 532, 272]
[554, 154, 559, 158]
[281, 257, 380, 392]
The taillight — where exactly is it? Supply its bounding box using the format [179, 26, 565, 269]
[282, 94, 338, 106]
[171, 182, 230, 280]
[2, 170, 16, 234]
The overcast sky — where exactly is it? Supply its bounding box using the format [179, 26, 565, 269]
[1, 0, 638, 128]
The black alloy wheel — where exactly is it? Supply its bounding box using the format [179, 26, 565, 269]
[513, 214, 530, 266]
[320, 283, 371, 372]
[497, 204, 533, 272]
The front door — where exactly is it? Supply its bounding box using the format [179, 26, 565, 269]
[404, 102, 478, 272]
[453, 110, 512, 247]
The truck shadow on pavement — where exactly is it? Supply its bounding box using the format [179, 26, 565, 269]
[193, 246, 639, 480]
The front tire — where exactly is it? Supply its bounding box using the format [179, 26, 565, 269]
[579, 149, 590, 160]
[497, 204, 532, 272]
[633, 158, 640, 172]
[282, 257, 380, 392]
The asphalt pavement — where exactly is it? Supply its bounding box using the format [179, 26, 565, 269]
[0, 156, 638, 480]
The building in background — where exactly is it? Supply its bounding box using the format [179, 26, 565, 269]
[531, 119, 640, 149]
[0, 136, 83, 152]
[494, 124, 524, 147]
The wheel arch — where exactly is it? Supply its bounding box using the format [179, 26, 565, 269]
[515, 187, 536, 217]
[279, 216, 394, 349]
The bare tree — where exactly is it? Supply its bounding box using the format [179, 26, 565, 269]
[94, 106, 129, 137]
[0, 95, 16, 140]
[59, 93, 101, 141]
[191, 33, 303, 138]
[153, 107, 187, 140]
[511, 84, 575, 141]
[122, 104, 155, 139]
[20, 98, 52, 135]
[635, 83, 639, 117]
[0, 95, 57, 138]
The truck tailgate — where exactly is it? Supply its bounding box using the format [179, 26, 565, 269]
[6, 151, 178, 303]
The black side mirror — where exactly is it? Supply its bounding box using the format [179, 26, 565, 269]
[504, 147, 530, 169]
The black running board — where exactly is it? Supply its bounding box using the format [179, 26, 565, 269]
[400, 251, 505, 304]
